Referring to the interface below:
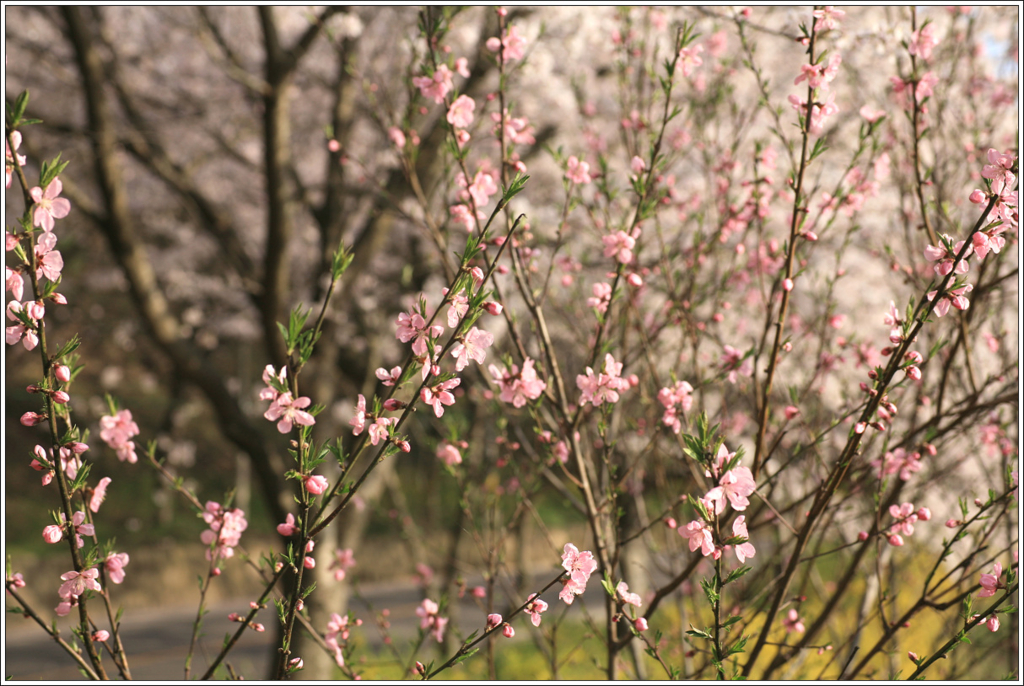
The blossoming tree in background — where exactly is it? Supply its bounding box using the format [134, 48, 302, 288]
[5, 5, 1019, 681]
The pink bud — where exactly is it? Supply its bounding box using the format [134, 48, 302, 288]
[502, 623, 515, 638]
[52, 391, 70, 405]
[253, 623, 265, 632]
[92, 630, 110, 642]
[303, 556, 315, 569]
[908, 651, 919, 662]
[802, 231, 818, 241]
[784, 406, 800, 420]
[383, 399, 406, 411]
[55, 365, 71, 383]
[212, 567, 222, 576]
[228, 612, 241, 622]
[905, 365, 922, 381]
[904, 351, 923, 364]
[469, 267, 485, 285]
[867, 370, 878, 379]
[51, 293, 67, 305]
[415, 662, 426, 675]
[26, 384, 41, 394]
[858, 531, 869, 541]
[328, 139, 341, 153]
[487, 614, 502, 629]
[42, 525, 63, 544]
[634, 617, 649, 631]
[888, 534, 904, 547]
[397, 440, 411, 453]
[297, 599, 304, 612]
[483, 301, 503, 316]
[854, 422, 867, 434]
[627, 273, 643, 287]
[974, 498, 983, 507]
[945, 518, 960, 528]
[782, 278, 794, 292]
[969, 189, 986, 204]
[986, 615, 1000, 632]
[916, 507, 931, 521]
[20, 412, 46, 427]
[880, 347, 893, 357]
[472, 586, 486, 598]
[289, 658, 304, 670]
[664, 517, 678, 529]
[304, 475, 329, 495]
[305, 540, 315, 553]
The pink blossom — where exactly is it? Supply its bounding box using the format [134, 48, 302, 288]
[487, 24, 527, 61]
[29, 178, 72, 233]
[375, 367, 402, 387]
[412, 64, 453, 104]
[986, 615, 1000, 632]
[330, 548, 356, 582]
[924, 234, 972, 276]
[657, 380, 695, 434]
[559, 543, 597, 604]
[350, 394, 367, 435]
[705, 466, 756, 513]
[981, 148, 1017, 187]
[888, 502, 918, 537]
[616, 581, 642, 608]
[6, 131, 25, 188]
[812, 6, 845, 32]
[732, 516, 756, 563]
[421, 377, 460, 418]
[462, 169, 498, 208]
[678, 44, 704, 78]
[451, 326, 493, 371]
[565, 155, 592, 184]
[602, 231, 637, 264]
[33, 231, 64, 282]
[61, 510, 94, 548]
[446, 94, 475, 129]
[368, 416, 394, 446]
[200, 502, 248, 562]
[455, 56, 470, 78]
[396, 309, 444, 356]
[978, 562, 1003, 598]
[436, 441, 462, 466]
[277, 513, 299, 537]
[782, 609, 805, 633]
[325, 613, 350, 667]
[859, 105, 886, 123]
[99, 409, 140, 463]
[489, 358, 547, 407]
[5, 266, 24, 302]
[576, 353, 631, 406]
[104, 552, 130, 584]
[304, 474, 329, 495]
[908, 23, 939, 61]
[89, 477, 112, 513]
[525, 593, 548, 627]
[388, 127, 406, 149]
[264, 393, 315, 433]
[59, 568, 101, 599]
[720, 345, 753, 384]
[587, 282, 612, 313]
[415, 598, 448, 642]
[682, 519, 715, 557]
[6, 572, 26, 593]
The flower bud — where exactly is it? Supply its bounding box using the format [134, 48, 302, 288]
[782, 278, 794, 292]
[986, 615, 1000, 632]
[802, 231, 818, 241]
[784, 406, 800, 420]
[289, 658, 304, 670]
[20, 412, 46, 427]
[52, 391, 70, 405]
[969, 189, 986, 204]
[92, 630, 110, 642]
[904, 351, 923, 364]
[212, 567, 222, 576]
[483, 301, 503, 316]
[51, 293, 68, 305]
[42, 525, 63, 544]
[382, 399, 406, 412]
[304, 475, 329, 495]
[858, 531, 869, 541]
[502, 623, 515, 638]
[854, 422, 867, 434]
[627, 273, 643, 287]
[415, 662, 426, 675]
[945, 518, 960, 528]
[26, 384, 41, 394]
[916, 507, 931, 521]
[469, 267, 485, 285]
[634, 617, 649, 631]
[888, 534, 904, 546]
[55, 365, 71, 383]
[664, 517, 678, 529]
[303, 556, 315, 569]
[904, 365, 922, 381]
[487, 614, 503, 630]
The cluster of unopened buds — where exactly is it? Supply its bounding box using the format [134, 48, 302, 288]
[227, 612, 264, 632]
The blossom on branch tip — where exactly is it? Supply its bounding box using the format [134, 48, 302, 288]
[559, 543, 597, 604]
[29, 177, 71, 233]
[489, 358, 546, 407]
[104, 552, 129, 584]
[525, 594, 548, 626]
[264, 393, 315, 434]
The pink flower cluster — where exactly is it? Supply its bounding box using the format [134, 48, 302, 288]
[412, 64, 453, 104]
[657, 380, 694, 434]
[871, 448, 923, 482]
[977, 563, 1005, 598]
[200, 501, 248, 562]
[325, 612, 353, 667]
[416, 598, 448, 642]
[259, 365, 315, 434]
[486, 24, 527, 62]
[490, 357, 547, 408]
[99, 409, 140, 464]
[30, 442, 87, 486]
[681, 445, 757, 562]
[559, 543, 597, 605]
[56, 568, 101, 617]
[885, 502, 930, 547]
[577, 353, 630, 406]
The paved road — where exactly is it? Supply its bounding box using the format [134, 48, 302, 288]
[3, 573, 588, 680]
